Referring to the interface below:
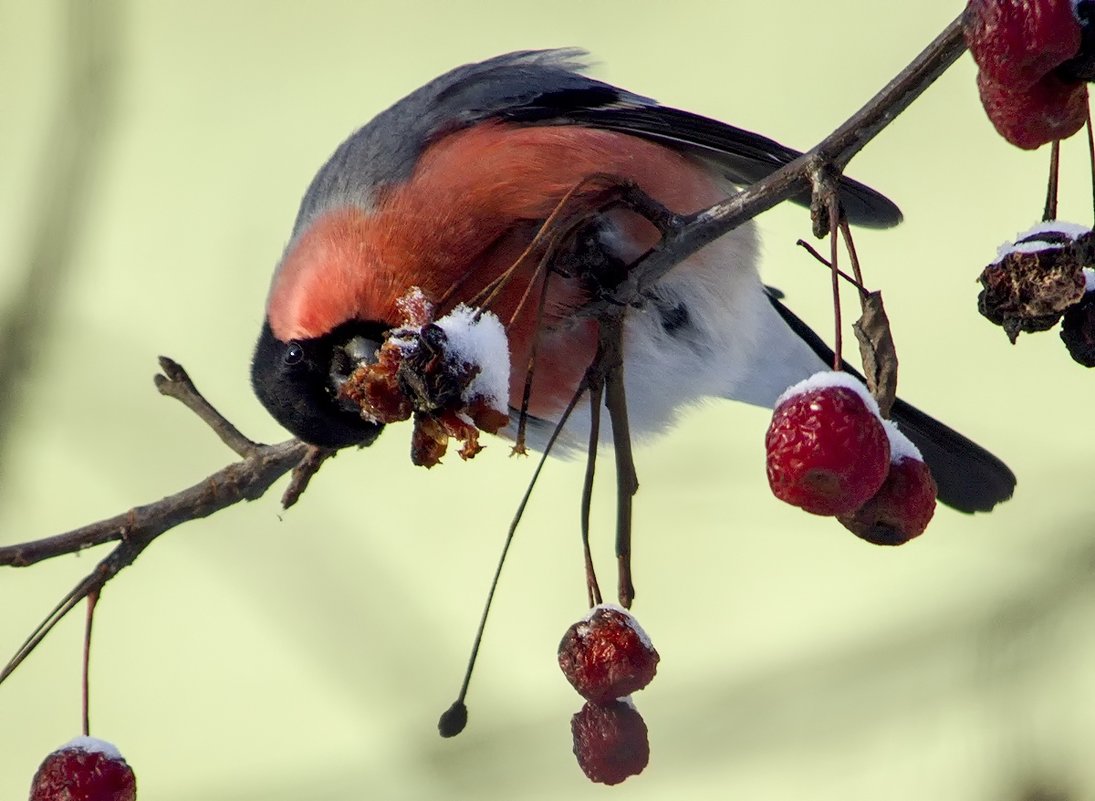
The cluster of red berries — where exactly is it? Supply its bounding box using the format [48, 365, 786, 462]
[557, 605, 660, 785]
[765, 373, 938, 545]
[29, 737, 136, 801]
[964, 0, 1091, 149]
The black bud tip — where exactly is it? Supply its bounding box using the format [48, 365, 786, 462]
[438, 700, 468, 738]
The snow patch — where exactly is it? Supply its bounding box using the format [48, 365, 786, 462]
[433, 305, 511, 414]
[585, 602, 654, 651]
[774, 371, 882, 420]
[1084, 267, 1094, 293]
[994, 220, 1091, 262]
[883, 420, 923, 464]
[58, 736, 124, 760]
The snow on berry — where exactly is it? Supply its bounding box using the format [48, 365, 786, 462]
[994, 220, 1092, 261]
[558, 604, 659, 703]
[570, 699, 650, 786]
[838, 455, 938, 546]
[765, 372, 891, 517]
[964, 0, 1083, 89]
[338, 287, 512, 467]
[978, 223, 1093, 341]
[433, 304, 510, 419]
[29, 737, 136, 801]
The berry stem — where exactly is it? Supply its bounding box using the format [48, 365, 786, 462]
[81, 588, 99, 738]
[828, 198, 844, 372]
[838, 220, 868, 302]
[600, 319, 638, 608]
[580, 382, 604, 608]
[794, 239, 870, 294]
[443, 358, 591, 735]
[1044, 139, 1061, 222]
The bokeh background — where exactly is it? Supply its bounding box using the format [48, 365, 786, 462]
[1, 1, 1093, 799]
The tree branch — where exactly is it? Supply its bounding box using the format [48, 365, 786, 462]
[604, 13, 967, 308]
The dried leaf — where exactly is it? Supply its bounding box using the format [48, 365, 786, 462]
[853, 291, 898, 419]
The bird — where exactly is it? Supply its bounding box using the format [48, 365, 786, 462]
[251, 49, 1016, 514]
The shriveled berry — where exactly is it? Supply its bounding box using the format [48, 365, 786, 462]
[765, 375, 890, 517]
[1061, 288, 1095, 366]
[571, 699, 649, 786]
[976, 69, 1089, 149]
[558, 605, 659, 703]
[29, 737, 136, 801]
[978, 223, 1092, 341]
[964, 0, 1082, 89]
[838, 456, 938, 545]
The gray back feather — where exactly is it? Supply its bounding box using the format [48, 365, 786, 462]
[291, 49, 641, 235]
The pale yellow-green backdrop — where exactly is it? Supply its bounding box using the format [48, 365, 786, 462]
[1, 2, 1092, 799]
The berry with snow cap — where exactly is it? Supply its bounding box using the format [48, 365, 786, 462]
[765, 372, 891, 517]
[978, 222, 1094, 342]
[29, 737, 136, 801]
[570, 699, 649, 786]
[839, 423, 938, 545]
[558, 604, 659, 703]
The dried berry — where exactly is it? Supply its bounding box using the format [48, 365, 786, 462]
[978, 224, 1092, 341]
[765, 374, 890, 516]
[571, 699, 649, 786]
[1061, 285, 1095, 366]
[29, 738, 136, 801]
[558, 605, 659, 703]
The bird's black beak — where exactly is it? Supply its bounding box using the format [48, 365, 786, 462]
[251, 320, 388, 449]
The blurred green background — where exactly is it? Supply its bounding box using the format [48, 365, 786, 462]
[1, 1, 1093, 799]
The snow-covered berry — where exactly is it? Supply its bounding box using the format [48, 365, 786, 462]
[558, 605, 659, 703]
[978, 222, 1092, 342]
[570, 699, 649, 786]
[29, 737, 136, 801]
[765, 373, 890, 517]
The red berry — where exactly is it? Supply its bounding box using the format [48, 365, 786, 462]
[570, 699, 649, 786]
[29, 738, 136, 801]
[976, 69, 1089, 149]
[558, 605, 659, 703]
[765, 376, 890, 516]
[964, 0, 1083, 88]
[839, 456, 938, 546]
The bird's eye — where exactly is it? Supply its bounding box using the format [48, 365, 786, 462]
[284, 341, 305, 366]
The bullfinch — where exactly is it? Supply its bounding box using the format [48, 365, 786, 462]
[252, 49, 1015, 513]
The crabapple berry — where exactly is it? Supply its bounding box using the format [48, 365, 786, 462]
[839, 456, 938, 545]
[29, 737, 136, 801]
[765, 374, 890, 517]
[570, 699, 649, 785]
[558, 605, 659, 703]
